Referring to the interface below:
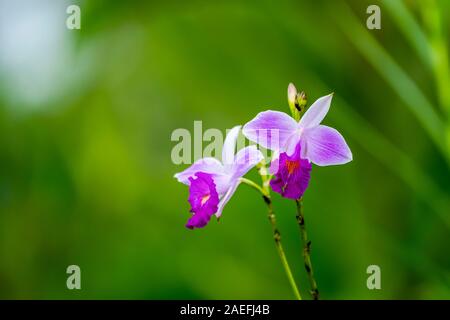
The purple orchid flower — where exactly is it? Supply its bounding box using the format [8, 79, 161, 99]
[243, 87, 352, 199]
[175, 126, 263, 229]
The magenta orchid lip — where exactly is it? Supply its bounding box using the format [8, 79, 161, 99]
[270, 143, 312, 200]
[185, 172, 219, 229]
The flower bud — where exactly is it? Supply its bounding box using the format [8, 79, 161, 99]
[287, 83, 300, 121]
[288, 83, 298, 108]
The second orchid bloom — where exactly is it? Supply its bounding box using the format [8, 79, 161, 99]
[175, 126, 263, 229]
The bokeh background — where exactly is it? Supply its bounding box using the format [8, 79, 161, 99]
[0, 0, 449, 299]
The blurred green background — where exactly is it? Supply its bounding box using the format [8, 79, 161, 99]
[0, 0, 449, 299]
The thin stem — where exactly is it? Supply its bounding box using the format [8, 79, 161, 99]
[240, 176, 302, 300]
[295, 198, 319, 300]
[264, 194, 302, 300]
[239, 177, 265, 195]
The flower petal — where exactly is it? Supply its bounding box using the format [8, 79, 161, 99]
[242, 111, 297, 151]
[174, 158, 224, 185]
[231, 145, 264, 179]
[186, 172, 219, 229]
[268, 150, 280, 173]
[215, 180, 239, 218]
[302, 125, 352, 166]
[211, 174, 232, 195]
[299, 93, 333, 129]
[222, 125, 241, 169]
[284, 130, 302, 156]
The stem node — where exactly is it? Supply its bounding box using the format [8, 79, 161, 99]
[295, 198, 319, 300]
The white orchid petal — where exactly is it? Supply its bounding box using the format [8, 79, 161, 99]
[302, 125, 352, 166]
[231, 146, 264, 179]
[299, 93, 333, 129]
[222, 125, 241, 170]
[174, 158, 224, 185]
[215, 180, 240, 218]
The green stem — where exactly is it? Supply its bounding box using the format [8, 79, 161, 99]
[295, 198, 319, 300]
[239, 177, 265, 195]
[240, 177, 302, 300]
[264, 193, 302, 300]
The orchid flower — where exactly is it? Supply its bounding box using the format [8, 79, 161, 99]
[243, 84, 352, 199]
[174, 126, 263, 229]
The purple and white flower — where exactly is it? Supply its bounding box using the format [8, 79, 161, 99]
[175, 126, 263, 229]
[243, 85, 352, 199]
